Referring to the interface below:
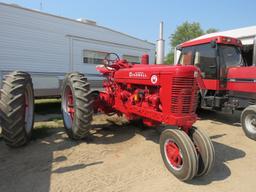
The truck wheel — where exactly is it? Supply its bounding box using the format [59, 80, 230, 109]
[160, 129, 198, 181]
[189, 127, 215, 176]
[241, 105, 256, 140]
[61, 72, 93, 140]
[0, 71, 34, 147]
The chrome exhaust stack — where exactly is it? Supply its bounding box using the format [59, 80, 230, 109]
[156, 22, 165, 64]
[253, 36, 256, 65]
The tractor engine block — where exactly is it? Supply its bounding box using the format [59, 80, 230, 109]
[95, 60, 200, 130]
[117, 84, 161, 125]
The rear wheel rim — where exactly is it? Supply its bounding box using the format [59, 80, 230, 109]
[164, 139, 183, 171]
[24, 85, 33, 134]
[245, 113, 256, 134]
[62, 85, 74, 130]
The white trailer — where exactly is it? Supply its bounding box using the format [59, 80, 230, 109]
[0, 3, 155, 97]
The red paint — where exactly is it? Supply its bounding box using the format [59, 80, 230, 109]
[180, 36, 242, 48]
[226, 66, 256, 92]
[227, 82, 256, 93]
[165, 140, 183, 169]
[95, 59, 200, 131]
[202, 79, 220, 90]
[227, 66, 256, 79]
[67, 88, 75, 121]
[141, 54, 149, 64]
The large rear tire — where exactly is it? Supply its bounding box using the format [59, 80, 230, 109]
[0, 71, 34, 147]
[189, 127, 215, 176]
[241, 105, 256, 141]
[61, 72, 94, 140]
[160, 129, 198, 181]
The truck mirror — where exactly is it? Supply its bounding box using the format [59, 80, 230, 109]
[210, 40, 217, 48]
[176, 45, 182, 51]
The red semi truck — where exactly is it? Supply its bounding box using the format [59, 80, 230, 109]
[177, 36, 256, 140]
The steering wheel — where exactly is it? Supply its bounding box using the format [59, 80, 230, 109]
[104, 53, 120, 67]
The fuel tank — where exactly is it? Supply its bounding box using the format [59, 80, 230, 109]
[227, 66, 256, 93]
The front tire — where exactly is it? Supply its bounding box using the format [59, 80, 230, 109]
[61, 72, 94, 140]
[241, 105, 256, 140]
[189, 127, 215, 176]
[0, 71, 34, 147]
[160, 129, 198, 181]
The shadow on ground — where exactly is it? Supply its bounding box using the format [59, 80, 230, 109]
[0, 121, 103, 192]
[188, 136, 246, 185]
[84, 118, 152, 145]
[35, 100, 61, 115]
[52, 162, 103, 174]
[198, 109, 242, 127]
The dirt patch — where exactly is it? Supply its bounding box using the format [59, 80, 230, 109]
[0, 112, 256, 192]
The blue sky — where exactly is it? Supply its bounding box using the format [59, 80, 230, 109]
[1, 0, 256, 52]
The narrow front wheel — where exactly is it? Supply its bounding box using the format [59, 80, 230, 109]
[189, 127, 215, 176]
[159, 129, 198, 181]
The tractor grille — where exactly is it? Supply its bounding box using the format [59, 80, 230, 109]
[171, 77, 198, 114]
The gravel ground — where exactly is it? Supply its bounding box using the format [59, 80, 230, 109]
[0, 110, 256, 192]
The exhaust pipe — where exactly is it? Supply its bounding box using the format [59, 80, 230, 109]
[253, 36, 256, 65]
[156, 21, 165, 64]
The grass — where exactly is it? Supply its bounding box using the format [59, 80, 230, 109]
[48, 118, 63, 122]
[32, 122, 64, 140]
[34, 98, 63, 133]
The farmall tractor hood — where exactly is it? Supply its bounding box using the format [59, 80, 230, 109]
[114, 64, 198, 86]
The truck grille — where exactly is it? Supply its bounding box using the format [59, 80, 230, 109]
[171, 77, 198, 114]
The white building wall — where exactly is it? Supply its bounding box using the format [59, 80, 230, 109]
[0, 3, 155, 96]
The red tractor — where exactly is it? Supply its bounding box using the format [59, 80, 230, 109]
[177, 36, 256, 140]
[61, 53, 214, 181]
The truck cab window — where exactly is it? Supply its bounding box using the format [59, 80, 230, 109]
[219, 45, 244, 68]
[194, 43, 217, 79]
[178, 47, 194, 65]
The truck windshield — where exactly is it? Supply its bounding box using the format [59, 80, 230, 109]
[179, 43, 217, 79]
[219, 45, 244, 67]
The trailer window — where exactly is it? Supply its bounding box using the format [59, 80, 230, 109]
[219, 45, 244, 67]
[123, 55, 140, 64]
[194, 43, 217, 79]
[83, 50, 109, 64]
